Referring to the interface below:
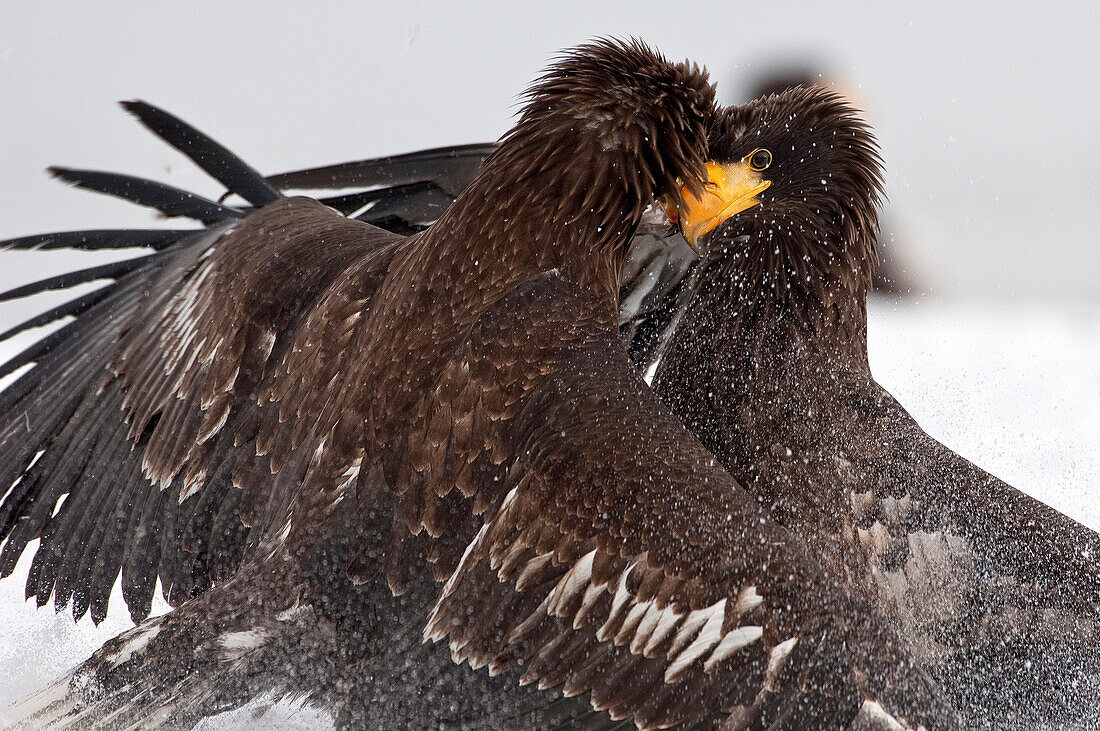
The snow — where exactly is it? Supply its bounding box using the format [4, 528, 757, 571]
[867, 297, 1100, 531]
[0, 296, 1097, 727]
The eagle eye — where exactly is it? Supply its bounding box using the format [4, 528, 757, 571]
[747, 148, 772, 172]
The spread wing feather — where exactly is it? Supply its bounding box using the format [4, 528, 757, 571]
[0, 204, 398, 621]
[47, 166, 243, 224]
[0, 111, 504, 624]
[120, 99, 282, 207]
[390, 274, 954, 729]
[266, 143, 494, 233]
[839, 385, 1100, 722]
[266, 143, 495, 195]
[0, 101, 429, 621]
[799, 377, 1100, 638]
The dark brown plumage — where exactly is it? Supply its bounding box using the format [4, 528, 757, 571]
[196, 84, 1100, 725]
[0, 44, 953, 729]
[643, 86, 1100, 726]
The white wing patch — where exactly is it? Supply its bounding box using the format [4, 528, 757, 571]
[424, 523, 489, 642]
[219, 629, 269, 656]
[599, 560, 638, 641]
[764, 637, 799, 691]
[704, 625, 764, 672]
[547, 549, 594, 615]
[665, 599, 727, 683]
[425, 514, 774, 691]
[733, 584, 764, 614]
[574, 580, 607, 630]
[854, 699, 914, 730]
[641, 603, 683, 657]
[857, 520, 977, 662]
[107, 618, 165, 670]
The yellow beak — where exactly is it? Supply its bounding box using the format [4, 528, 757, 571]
[666, 161, 771, 250]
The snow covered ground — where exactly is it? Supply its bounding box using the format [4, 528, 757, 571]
[0, 296, 1097, 728]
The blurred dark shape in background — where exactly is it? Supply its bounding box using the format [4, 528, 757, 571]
[744, 66, 919, 297]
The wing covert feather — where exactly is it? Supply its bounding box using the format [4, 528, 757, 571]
[373, 273, 955, 729]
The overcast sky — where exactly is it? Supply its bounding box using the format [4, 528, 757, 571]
[1, 1, 1097, 315]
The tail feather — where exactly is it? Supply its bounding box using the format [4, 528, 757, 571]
[0, 288, 112, 343]
[266, 142, 494, 195]
[0, 254, 156, 305]
[121, 100, 282, 208]
[0, 228, 193, 252]
[47, 167, 241, 224]
[319, 180, 458, 223]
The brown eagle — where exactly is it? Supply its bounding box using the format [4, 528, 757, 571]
[649, 87, 1100, 727]
[245, 86, 1100, 726]
[0, 42, 949, 729]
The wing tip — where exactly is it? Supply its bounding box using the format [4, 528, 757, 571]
[46, 165, 75, 183]
[119, 99, 168, 131]
[119, 98, 148, 114]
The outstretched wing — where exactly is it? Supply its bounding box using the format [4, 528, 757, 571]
[0, 204, 395, 625]
[829, 380, 1100, 629]
[0, 102, 693, 628]
[390, 273, 954, 730]
[0, 102, 437, 623]
[842, 383, 1100, 722]
[694, 348, 1100, 724]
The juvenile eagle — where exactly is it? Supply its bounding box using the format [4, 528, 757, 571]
[651, 87, 1100, 727]
[229, 85, 1100, 727]
[0, 42, 948, 729]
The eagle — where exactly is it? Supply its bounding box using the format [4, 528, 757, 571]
[201, 86, 1100, 726]
[0, 41, 949, 729]
[648, 88, 1100, 727]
